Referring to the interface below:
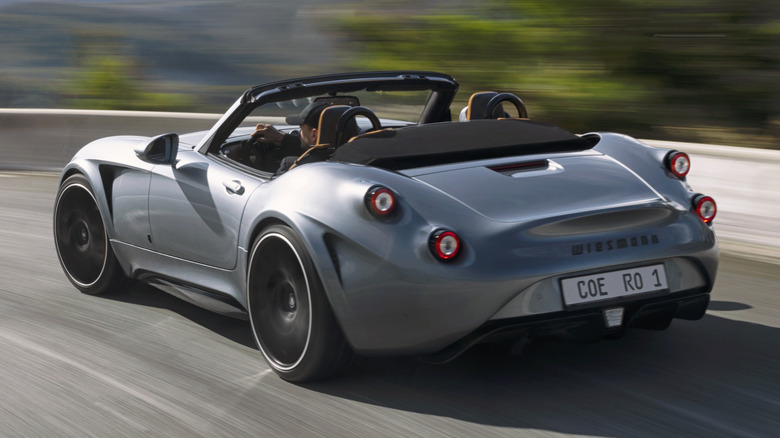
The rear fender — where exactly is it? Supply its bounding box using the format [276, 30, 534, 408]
[593, 133, 697, 209]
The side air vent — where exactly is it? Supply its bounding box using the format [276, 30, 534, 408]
[98, 164, 117, 216]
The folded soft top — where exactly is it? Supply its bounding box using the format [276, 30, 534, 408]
[331, 119, 593, 170]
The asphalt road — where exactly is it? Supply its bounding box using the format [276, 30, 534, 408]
[1, 171, 778, 437]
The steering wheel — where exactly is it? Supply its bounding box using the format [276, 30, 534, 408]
[220, 137, 278, 169]
[246, 137, 277, 152]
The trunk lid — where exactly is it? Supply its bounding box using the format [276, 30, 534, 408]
[409, 153, 663, 223]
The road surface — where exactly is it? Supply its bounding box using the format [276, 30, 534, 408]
[0, 171, 778, 437]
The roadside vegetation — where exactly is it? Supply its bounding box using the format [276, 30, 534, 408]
[335, 0, 779, 147]
[0, 0, 776, 148]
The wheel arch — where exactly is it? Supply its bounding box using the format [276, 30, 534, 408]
[58, 163, 118, 239]
[242, 213, 354, 344]
[243, 215, 332, 303]
[245, 220, 354, 381]
[247, 217, 289, 256]
[53, 170, 127, 294]
[59, 166, 84, 184]
[237, 162, 439, 350]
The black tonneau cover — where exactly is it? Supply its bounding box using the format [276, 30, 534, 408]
[331, 119, 592, 170]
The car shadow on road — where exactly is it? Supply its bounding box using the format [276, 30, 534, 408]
[103, 281, 256, 349]
[708, 300, 752, 311]
[301, 313, 780, 437]
[96, 263, 778, 436]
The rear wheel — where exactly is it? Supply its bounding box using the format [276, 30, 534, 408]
[54, 174, 124, 295]
[247, 224, 352, 382]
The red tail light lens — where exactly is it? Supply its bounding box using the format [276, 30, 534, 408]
[366, 186, 396, 216]
[666, 151, 690, 178]
[430, 230, 460, 261]
[694, 195, 717, 223]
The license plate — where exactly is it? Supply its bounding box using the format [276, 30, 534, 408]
[561, 264, 668, 306]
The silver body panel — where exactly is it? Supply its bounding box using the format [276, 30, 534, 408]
[58, 72, 718, 357]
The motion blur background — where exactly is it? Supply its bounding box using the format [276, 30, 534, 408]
[0, 0, 777, 148]
[1, 3, 779, 436]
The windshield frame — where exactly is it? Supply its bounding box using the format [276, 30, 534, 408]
[196, 71, 459, 155]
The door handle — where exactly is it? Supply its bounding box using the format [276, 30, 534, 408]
[223, 180, 245, 195]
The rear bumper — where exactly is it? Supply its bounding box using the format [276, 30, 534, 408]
[424, 288, 710, 364]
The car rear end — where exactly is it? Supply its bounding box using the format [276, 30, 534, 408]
[403, 138, 717, 361]
[315, 122, 717, 359]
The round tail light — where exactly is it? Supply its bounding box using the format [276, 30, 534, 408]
[365, 186, 396, 217]
[694, 195, 717, 223]
[666, 151, 690, 179]
[430, 229, 460, 261]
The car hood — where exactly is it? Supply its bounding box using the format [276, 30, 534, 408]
[409, 153, 664, 223]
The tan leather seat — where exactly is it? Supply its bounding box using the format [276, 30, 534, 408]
[313, 105, 359, 147]
[287, 105, 379, 171]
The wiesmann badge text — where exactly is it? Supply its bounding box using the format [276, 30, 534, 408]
[572, 234, 660, 256]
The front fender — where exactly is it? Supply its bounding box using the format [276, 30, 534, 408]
[59, 136, 157, 251]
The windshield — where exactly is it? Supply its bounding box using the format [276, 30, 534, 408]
[230, 89, 433, 136]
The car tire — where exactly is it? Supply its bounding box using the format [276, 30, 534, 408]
[247, 224, 352, 382]
[53, 174, 125, 295]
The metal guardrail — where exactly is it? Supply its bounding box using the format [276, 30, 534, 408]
[1, 109, 778, 262]
[644, 139, 780, 163]
[643, 139, 780, 263]
[0, 109, 222, 171]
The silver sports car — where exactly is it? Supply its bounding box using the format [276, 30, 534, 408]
[54, 71, 718, 382]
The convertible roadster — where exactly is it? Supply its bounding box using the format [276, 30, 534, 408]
[54, 71, 718, 381]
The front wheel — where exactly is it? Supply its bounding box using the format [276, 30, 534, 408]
[247, 224, 352, 382]
[53, 174, 125, 295]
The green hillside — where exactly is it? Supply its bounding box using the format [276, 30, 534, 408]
[0, 0, 336, 109]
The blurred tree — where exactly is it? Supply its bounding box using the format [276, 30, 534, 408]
[2, 0, 775, 146]
[69, 56, 139, 109]
[335, 0, 779, 146]
[65, 29, 197, 112]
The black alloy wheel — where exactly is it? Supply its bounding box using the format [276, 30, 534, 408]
[247, 224, 352, 382]
[54, 174, 124, 295]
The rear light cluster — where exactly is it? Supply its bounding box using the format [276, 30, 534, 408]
[430, 229, 461, 262]
[662, 152, 716, 224]
[693, 194, 717, 223]
[665, 151, 690, 179]
[365, 186, 396, 217]
[364, 185, 462, 262]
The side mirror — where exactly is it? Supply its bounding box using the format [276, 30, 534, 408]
[135, 133, 179, 164]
